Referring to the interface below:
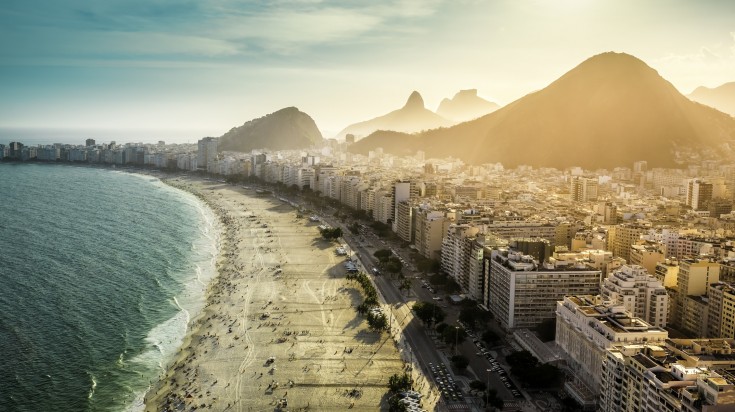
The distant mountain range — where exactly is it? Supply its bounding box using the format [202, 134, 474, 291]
[334, 91, 453, 140]
[348, 52, 735, 169]
[688, 82, 735, 117]
[436, 89, 499, 122]
[218, 107, 323, 153]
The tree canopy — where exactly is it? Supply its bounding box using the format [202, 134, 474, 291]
[506, 350, 561, 388]
[319, 226, 342, 240]
[412, 301, 445, 325]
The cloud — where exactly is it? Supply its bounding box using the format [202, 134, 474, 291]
[205, 0, 445, 54]
[651, 32, 735, 92]
[1, 0, 447, 64]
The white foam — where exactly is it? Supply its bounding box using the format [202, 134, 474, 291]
[120, 176, 220, 412]
[88, 372, 97, 399]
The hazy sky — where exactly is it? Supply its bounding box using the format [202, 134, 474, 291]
[1, 0, 734, 140]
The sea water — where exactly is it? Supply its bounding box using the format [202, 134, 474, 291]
[0, 163, 218, 411]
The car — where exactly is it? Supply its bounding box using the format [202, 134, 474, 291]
[432, 297, 442, 301]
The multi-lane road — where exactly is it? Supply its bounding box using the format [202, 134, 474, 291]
[290, 199, 529, 411]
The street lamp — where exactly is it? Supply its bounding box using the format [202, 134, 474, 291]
[454, 326, 459, 356]
[486, 368, 491, 407]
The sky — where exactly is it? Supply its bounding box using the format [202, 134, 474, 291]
[1, 0, 734, 143]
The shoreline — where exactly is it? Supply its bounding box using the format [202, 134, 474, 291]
[143, 176, 406, 411]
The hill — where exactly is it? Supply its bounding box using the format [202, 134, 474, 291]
[334, 91, 453, 140]
[349, 52, 735, 168]
[436, 89, 500, 122]
[218, 107, 323, 153]
[688, 82, 735, 116]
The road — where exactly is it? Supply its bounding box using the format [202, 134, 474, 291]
[284, 198, 523, 410]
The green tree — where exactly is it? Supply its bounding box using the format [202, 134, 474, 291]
[384, 257, 403, 275]
[469, 380, 487, 392]
[348, 222, 360, 235]
[505, 350, 561, 387]
[528, 363, 561, 387]
[367, 312, 388, 332]
[388, 373, 412, 392]
[441, 325, 467, 348]
[413, 301, 445, 325]
[319, 226, 342, 240]
[451, 355, 469, 370]
[398, 277, 412, 296]
[506, 350, 538, 371]
[388, 396, 408, 412]
[482, 330, 501, 347]
[374, 249, 392, 261]
[486, 388, 503, 409]
[459, 304, 490, 329]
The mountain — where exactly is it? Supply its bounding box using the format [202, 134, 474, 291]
[688, 82, 735, 116]
[436, 89, 500, 122]
[218, 107, 323, 152]
[349, 52, 735, 169]
[334, 91, 453, 140]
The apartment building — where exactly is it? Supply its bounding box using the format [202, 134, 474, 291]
[600, 340, 735, 412]
[487, 248, 601, 329]
[570, 176, 599, 202]
[413, 208, 451, 260]
[707, 282, 735, 339]
[555, 295, 668, 405]
[686, 179, 714, 211]
[607, 223, 649, 264]
[629, 241, 666, 276]
[441, 224, 481, 291]
[394, 201, 414, 243]
[672, 259, 721, 335]
[601, 265, 669, 327]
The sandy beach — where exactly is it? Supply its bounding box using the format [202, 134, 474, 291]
[143, 177, 408, 411]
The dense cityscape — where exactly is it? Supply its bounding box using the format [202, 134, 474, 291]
[5, 134, 735, 411]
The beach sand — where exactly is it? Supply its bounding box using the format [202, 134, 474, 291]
[144, 177, 407, 411]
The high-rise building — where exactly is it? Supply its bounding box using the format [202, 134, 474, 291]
[555, 295, 667, 406]
[629, 241, 666, 275]
[672, 258, 720, 335]
[391, 182, 411, 230]
[441, 224, 481, 289]
[607, 223, 649, 263]
[707, 282, 735, 338]
[602, 202, 618, 224]
[632, 160, 648, 173]
[686, 179, 713, 211]
[601, 265, 669, 327]
[197, 137, 219, 170]
[600, 340, 735, 412]
[414, 208, 451, 260]
[570, 176, 599, 202]
[487, 247, 601, 329]
[394, 201, 413, 243]
[85, 139, 95, 147]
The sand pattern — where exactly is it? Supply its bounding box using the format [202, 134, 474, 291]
[144, 177, 406, 411]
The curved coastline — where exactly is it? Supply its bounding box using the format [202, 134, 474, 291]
[142, 175, 406, 411]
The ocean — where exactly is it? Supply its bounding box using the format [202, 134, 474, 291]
[0, 163, 219, 411]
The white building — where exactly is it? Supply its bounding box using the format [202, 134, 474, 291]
[601, 265, 669, 327]
[487, 248, 601, 329]
[555, 295, 668, 406]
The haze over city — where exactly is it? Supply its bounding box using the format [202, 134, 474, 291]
[1, 0, 735, 141]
